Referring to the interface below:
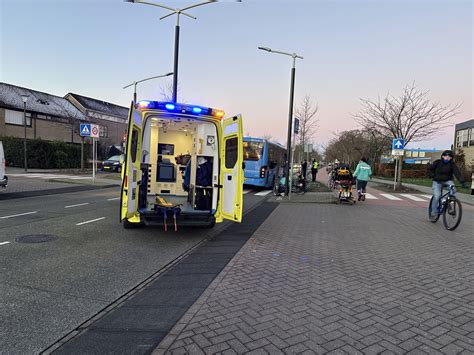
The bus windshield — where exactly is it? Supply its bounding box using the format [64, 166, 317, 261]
[243, 141, 264, 161]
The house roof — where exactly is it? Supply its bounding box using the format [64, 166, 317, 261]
[455, 119, 474, 131]
[0, 82, 84, 119]
[66, 93, 128, 120]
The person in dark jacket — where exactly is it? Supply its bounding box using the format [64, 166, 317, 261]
[428, 150, 467, 220]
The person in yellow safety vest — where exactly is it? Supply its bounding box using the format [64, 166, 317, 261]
[311, 159, 319, 182]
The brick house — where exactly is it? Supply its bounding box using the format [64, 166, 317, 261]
[454, 119, 474, 171]
[64, 93, 128, 149]
[0, 82, 84, 142]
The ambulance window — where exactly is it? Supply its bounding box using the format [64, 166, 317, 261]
[131, 129, 139, 162]
[225, 137, 238, 168]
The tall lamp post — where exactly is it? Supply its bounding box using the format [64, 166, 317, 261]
[258, 46, 303, 196]
[123, 72, 174, 102]
[125, 0, 217, 103]
[20, 95, 29, 172]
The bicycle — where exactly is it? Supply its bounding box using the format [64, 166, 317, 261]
[428, 184, 462, 231]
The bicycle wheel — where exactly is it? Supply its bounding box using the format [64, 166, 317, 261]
[428, 197, 440, 223]
[442, 197, 462, 231]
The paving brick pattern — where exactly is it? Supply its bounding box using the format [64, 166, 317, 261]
[157, 203, 474, 354]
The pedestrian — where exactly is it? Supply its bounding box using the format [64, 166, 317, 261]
[353, 157, 372, 201]
[428, 150, 468, 221]
[301, 160, 308, 181]
[311, 159, 319, 182]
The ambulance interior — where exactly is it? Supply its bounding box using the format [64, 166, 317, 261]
[140, 115, 219, 214]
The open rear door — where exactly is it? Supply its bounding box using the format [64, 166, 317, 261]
[120, 103, 142, 223]
[220, 114, 244, 222]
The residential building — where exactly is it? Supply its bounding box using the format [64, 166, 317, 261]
[454, 119, 474, 170]
[381, 148, 444, 164]
[65, 93, 128, 148]
[0, 82, 84, 142]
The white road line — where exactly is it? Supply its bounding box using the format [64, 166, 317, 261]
[0, 241, 11, 246]
[243, 190, 252, 194]
[364, 193, 378, 200]
[76, 217, 106, 226]
[255, 190, 272, 196]
[107, 197, 120, 201]
[400, 194, 426, 202]
[65, 203, 90, 209]
[421, 194, 432, 199]
[379, 193, 402, 201]
[0, 211, 38, 219]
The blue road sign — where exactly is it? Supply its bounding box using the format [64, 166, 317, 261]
[392, 138, 405, 150]
[80, 124, 91, 137]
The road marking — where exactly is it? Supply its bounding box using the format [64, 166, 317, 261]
[76, 217, 106, 226]
[421, 194, 432, 199]
[243, 189, 252, 194]
[0, 241, 11, 246]
[380, 193, 402, 201]
[400, 194, 426, 202]
[65, 203, 89, 209]
[364, 193, 378, 200]
[107, 197, 120, 201]
[255, 190, 272, 196]
[0, 211, 38, 219]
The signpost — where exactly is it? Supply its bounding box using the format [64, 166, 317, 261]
[80, 123, 100, 184]
[391, 138, 405, 191]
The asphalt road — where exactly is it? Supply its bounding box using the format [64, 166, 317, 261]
[0, 187, 267, 354]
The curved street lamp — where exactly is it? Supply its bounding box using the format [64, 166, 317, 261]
[123, 72, 174, 102]
[258, 46, 304, 197]
[125, 0, 218, 103]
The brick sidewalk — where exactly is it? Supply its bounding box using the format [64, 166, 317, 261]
[155, 202, 474, 354]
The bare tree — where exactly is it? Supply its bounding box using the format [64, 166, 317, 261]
[294, 95, 319, 161]
[353, 83, 460, 188]
[159, 81, 185, 103]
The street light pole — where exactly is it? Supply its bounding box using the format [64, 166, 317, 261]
[258, 46, 303, 196]
[125, 0, 217, 103]
[21, 95, 29, 172]
[123, 72, 174, 102]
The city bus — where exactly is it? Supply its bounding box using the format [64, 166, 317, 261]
[120, 100, 244, 229]
[243, 137, 286, 189]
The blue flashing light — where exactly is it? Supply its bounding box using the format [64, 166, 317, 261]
[192, 107, 202, 114]
[165, 103, 175, 110]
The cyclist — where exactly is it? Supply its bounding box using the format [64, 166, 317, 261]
[353, 157, 372, 201]
[428, 150, 467, 221]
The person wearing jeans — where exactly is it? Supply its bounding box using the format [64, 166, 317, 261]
[353, 157, 372, 201]
[428, 150, 467, 221]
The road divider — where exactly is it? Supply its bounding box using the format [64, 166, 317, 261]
[65, 203, 90, 209]
[0, 211, 38, 219]
[76, 217, 106, 226]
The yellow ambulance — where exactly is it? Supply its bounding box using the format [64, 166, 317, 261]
[120, 101, 243, 229]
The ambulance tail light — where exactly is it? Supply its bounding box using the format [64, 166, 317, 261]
[124, 175, 128, 188]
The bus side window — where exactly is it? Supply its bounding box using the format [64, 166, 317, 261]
[130, 129, 139, 163]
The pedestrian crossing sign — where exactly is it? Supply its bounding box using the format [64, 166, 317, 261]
[80, 124, 91, 137]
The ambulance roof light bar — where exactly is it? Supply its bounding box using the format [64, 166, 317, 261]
[137, 101, 225, 119]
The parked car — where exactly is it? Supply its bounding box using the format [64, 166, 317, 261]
[0, 141, 7, 190]
[101, 155, 122, 173]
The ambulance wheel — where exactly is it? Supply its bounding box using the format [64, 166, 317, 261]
[123, 219, 137, 229]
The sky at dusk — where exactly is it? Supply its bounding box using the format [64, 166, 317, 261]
[1, 0, 472, 151]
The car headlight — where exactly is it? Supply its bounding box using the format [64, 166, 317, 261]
[113, 162, 120, 165]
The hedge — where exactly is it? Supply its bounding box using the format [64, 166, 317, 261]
[0, 136, 89, 169]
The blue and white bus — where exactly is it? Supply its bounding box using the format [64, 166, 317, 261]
[243, 137, 286, 188]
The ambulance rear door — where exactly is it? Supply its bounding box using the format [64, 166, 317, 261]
[219, 114, 244, 222]
[120, 103, 143, 222]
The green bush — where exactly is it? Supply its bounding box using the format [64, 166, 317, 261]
[0, 136, 88, 169]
